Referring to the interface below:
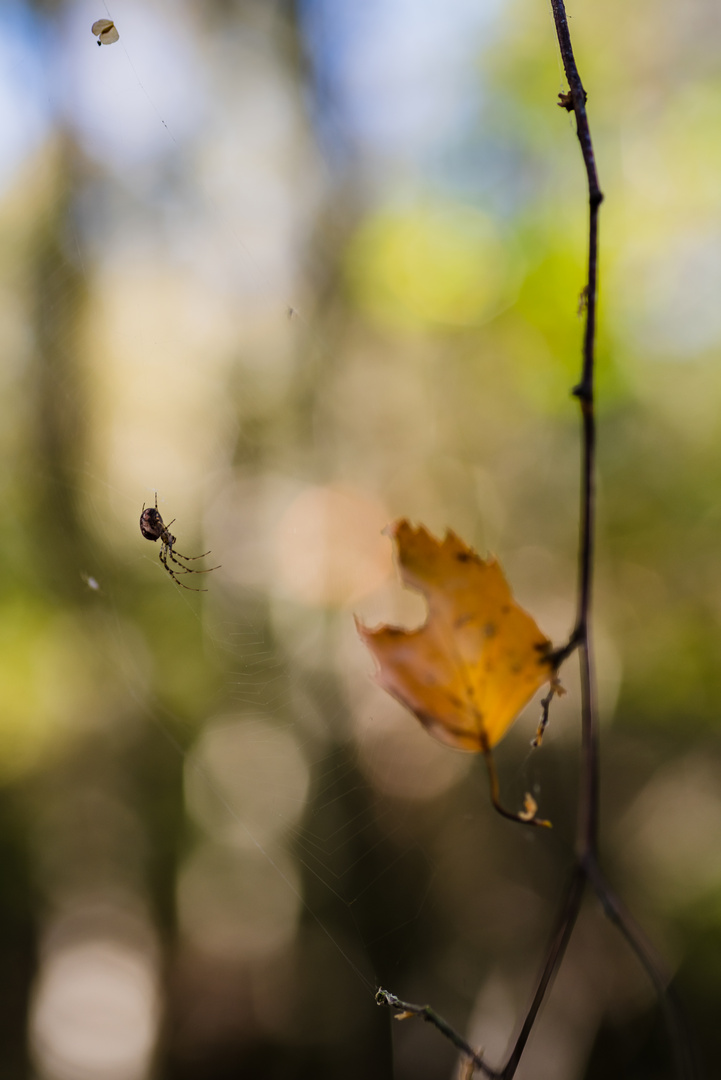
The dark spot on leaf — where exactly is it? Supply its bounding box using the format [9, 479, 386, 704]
[455, 551, 472, 562]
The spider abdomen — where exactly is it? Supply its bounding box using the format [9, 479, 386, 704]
[140, 506, 165, 542]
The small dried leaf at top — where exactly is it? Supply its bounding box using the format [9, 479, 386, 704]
[356, 520, 554, 753]
[92, 19, 119, 45]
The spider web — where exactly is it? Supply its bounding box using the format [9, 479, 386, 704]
[0, 3, 621, 1080]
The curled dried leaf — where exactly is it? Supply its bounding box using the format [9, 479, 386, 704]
[91, 18, 119, 45]
[519, 793, 539, 822]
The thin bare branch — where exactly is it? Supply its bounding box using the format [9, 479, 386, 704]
[537, 5, 696, 1078]
[377, 5, 698, 1077]
[547, 0, 603, 856]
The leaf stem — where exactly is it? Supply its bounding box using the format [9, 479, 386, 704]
[483, 750, 551, 829]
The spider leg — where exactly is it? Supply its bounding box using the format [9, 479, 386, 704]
[159, 546, 209, 591]
[151, 494, 175, 530]
[166, 559, 202, 578]
[171, 548, 212, 562]
[169, 547, 221, 572]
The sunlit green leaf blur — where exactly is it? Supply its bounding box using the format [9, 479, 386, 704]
[1, 1, 720, 1078]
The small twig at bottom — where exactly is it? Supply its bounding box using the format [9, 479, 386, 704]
[378, 858, 697, 1080]
[375, 988, 498, 1079]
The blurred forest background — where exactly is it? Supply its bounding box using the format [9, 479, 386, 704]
[1, 0, 721, 1077]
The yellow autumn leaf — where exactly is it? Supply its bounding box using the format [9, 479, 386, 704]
[356, 520, 554, 755]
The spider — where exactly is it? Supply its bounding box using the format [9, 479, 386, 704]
[140, 495, 219, 591]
